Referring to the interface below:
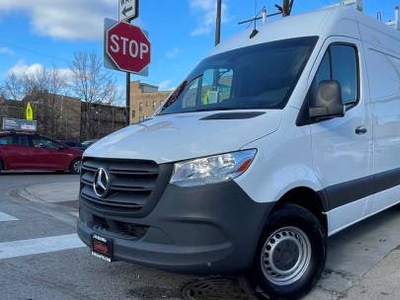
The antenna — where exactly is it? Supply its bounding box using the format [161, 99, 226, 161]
[238, 0, 294, 38]
[250, 0, 259, 38]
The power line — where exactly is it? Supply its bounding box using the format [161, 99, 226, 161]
[0, 38, 71, 64]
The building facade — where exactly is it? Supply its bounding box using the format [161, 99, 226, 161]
[130, 81, 171, 124]
[1, 92, 125, 142]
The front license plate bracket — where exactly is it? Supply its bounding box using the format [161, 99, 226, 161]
[91, 234, 113, 262]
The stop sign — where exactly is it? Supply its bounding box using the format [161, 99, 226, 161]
[106, 22, 150, 73]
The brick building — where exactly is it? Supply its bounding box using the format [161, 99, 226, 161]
[0, 92, 125, 142]
[130, 81, 171, 123]
[80, 102, 125, 141]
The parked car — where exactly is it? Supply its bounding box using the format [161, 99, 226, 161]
[0, 131, 82, 174]
[58, 140, 85, 151]
[81, 139, 98, 150]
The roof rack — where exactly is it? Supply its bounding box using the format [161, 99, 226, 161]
[340, 0, 363, 12]
[339, 1, 400, 31]
[386, 6, 400, 30]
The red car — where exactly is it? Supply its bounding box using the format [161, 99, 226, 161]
[0, 131, 82, 174]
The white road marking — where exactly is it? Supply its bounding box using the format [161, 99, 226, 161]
[69, 211, 79, 218]
[0, 212, 18, 222]
[0, 234, 85, 260]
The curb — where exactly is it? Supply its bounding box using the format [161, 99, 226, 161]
[16, 182, 79, 204]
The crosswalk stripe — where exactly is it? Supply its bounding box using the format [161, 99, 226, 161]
[0, 234, 85, 260]
[0, 212, 18, 222]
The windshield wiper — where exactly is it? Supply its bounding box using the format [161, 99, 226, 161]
[161, 74, 204, 112]
[161, 80, 187, 110]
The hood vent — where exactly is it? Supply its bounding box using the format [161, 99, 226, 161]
[200, 111, 265, 120]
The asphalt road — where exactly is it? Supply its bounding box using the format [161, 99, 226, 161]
[1, 173, 400, 300]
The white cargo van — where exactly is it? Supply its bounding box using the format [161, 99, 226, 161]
[78, 2, 400, 298]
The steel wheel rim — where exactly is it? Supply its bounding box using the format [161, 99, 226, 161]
[260, 226, 312, 286]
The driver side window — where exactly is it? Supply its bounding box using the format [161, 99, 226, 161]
[31, 136, 58, 149]
[311, 44, 358, 106]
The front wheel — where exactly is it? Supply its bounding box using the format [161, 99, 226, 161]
[69, 158, 82, 174]
[250, 204, 326, 299]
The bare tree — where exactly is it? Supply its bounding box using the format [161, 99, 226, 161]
[1, 65, 68, 101]
[2, 73, 27, 101]
[1, 65, 69, 138]
[69, 51, 118, 104]
[69, 51, 120, 140]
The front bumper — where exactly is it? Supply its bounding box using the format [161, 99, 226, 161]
[77, 181, 274, 274]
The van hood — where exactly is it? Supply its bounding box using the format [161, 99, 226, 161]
[84, 110, 281, 164]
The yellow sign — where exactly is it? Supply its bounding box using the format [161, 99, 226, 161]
[25, 102, 34, 121]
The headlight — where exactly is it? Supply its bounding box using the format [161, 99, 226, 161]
[170, 149, 257, 187]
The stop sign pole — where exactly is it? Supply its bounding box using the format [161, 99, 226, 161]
[120, 0, 139, 126]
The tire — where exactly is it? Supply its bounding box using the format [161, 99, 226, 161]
[250, 203, 326, 299]
[69, 158, 82, 174]
[0, 160, 3, 173]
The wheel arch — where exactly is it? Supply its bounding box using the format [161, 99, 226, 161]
[271, 187, 328, 234]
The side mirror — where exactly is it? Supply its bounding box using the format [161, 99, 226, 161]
[309, 80, 345, 120]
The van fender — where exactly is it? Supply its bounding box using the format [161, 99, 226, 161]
[236, 163, 325, 208]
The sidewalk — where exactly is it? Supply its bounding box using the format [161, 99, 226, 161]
[18, 181, 79, 203]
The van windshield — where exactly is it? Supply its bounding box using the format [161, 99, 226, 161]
[159, 37, 317, 115]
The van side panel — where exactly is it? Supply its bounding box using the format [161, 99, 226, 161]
[364, 47, 400, 213]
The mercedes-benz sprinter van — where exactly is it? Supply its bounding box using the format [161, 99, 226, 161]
[78, 2, 400, 298]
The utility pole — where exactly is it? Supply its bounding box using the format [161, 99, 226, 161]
[215, 0, 222, 46]
[282, 0, 294, 17]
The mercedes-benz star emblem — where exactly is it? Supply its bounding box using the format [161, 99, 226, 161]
[93, 168, 110, 198]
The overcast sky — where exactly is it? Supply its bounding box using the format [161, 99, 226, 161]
[0, 0, 399, 97]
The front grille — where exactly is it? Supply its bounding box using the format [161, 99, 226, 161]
[80, 158, 170, 215]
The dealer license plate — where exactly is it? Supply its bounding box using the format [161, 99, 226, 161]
[91, 234, 113, 262]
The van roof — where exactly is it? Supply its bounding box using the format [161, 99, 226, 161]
[211, 5, 400, 56]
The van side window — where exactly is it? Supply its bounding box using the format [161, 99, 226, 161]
[312, 44, 358, 105]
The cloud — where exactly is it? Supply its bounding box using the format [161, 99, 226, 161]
[158, 80, 175, 91]
[7, 61, 44, 77]
[166, 47, 180, 59]
[0, 0, 114, 41]
[7, 60, 73, 79]
[189, 0, 229, 36]
[0, 47, 14, 55]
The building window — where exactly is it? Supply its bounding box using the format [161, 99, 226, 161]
[139, 103, 143, 111]
[153, 101, 157, 110]
[131, 110, 136, 118]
